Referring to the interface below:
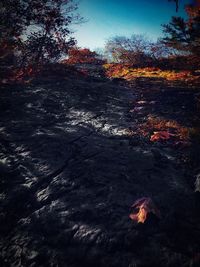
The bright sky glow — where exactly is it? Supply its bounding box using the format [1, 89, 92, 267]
[72, 0, 190, 50]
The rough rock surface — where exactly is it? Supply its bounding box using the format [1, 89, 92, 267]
[0, 75, 200, 267]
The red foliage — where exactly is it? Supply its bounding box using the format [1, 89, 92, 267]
[150, 131, 176, 142]
[130, 197, 161, 224]
[1, 66, 37, 84]
[13, 66, 36, 82]
[66, 48, 101, 64]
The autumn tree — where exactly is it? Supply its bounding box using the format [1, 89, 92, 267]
[162, 3, 200, 60]
[66, 47, 102, 64]
[105, 35, 153, 66]
[0, 0, 26, 65]
[0, 0, 82, 68]
[149, 40, 179, 61]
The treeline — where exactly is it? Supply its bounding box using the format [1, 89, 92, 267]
[66, 3, 200, 71]
[104, 4, 200, 70]
[0, 0, 200, 78]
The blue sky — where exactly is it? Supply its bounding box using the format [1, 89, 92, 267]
[72, 0, 191, 50]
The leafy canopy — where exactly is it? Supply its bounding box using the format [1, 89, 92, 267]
[0, 0, 82, 66]
[162, 4, 200, 57]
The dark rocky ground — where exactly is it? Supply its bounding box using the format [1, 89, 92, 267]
[0, 71, 200, 267]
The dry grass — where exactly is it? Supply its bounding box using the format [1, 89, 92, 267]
[104, 64, 200, 82]
[135, 115, 191, 142]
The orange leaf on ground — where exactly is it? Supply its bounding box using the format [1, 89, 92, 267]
[129, 197, 161, 224]
[150, 131, 175, 142]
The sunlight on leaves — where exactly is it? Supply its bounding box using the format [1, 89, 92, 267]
[130, 197, 161, 224]
[104, 64, 200, 82]
[150, 131, 176, 142]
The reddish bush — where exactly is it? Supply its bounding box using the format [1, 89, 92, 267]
[64, 48, 103, 64]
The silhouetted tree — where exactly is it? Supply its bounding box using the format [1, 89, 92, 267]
[162, 4, 200, 58]
[149, 40, 178, 60]
[0, 0, 25, 65]
[105, 35, 153, 66]
[0, 0, 82, 68]
[168, 0, 179, 12]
